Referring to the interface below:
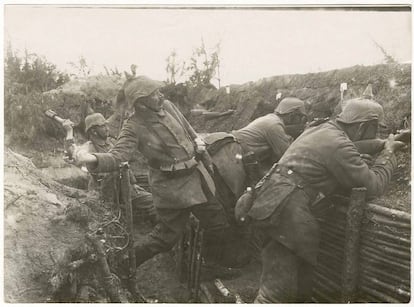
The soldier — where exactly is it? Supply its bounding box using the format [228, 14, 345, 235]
[201, 97, 307, 267]
[72, 76, 229, 268]
[207, 97, 307, 205]
[65, 112, 157, 224]
[235, 98, 405, 303]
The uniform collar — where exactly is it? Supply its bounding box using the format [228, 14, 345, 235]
[330, 119, 344, 130]
[271, 112, 286, 129]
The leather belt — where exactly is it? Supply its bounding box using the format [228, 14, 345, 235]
[149, 156, 198, 172]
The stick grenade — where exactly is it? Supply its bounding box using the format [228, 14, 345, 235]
[45, 109, 75, 160]
[119, 162, 145, 303]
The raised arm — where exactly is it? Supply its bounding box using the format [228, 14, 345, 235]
[328, 136, 399, 200]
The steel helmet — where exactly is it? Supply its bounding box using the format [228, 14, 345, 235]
[337, 98, 386, 127]
[123, 76, 165, 110]
[275, 97, 306, 115]
[85, 113, 106, 133]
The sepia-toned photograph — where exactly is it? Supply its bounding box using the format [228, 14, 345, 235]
[3, 2, 411, 303]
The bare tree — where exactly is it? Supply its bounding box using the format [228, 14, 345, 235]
[166, 50, 184, 85]
[186, 38, 221, 88]
[372, 39, 397, 64]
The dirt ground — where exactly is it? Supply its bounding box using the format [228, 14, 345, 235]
[3, 146, 261, 303]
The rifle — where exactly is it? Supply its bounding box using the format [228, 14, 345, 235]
[307, 117, 330, 128]
[45, 109, 75, 161]
[395, 129, 411, 144]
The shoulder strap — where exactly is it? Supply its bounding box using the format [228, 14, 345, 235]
[139, 117, 176, 160]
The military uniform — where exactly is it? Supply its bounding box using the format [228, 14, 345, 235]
[89, 99, 228, 265]
[247, 120, 397, 303]
[76, 132, 157, 222]
[85, 137, 115, 198]
[207, 113, 292, 199]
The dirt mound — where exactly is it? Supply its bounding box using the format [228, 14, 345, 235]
[187, 63, 411, 133]
[4, 148, 93, 302]
[3, 147, 186, 303]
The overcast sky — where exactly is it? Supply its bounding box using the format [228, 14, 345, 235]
[4, 5, 412, 85]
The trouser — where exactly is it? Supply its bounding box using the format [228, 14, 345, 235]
[254, 239, 315, 303]
[250, 185, 319, 303]
[134, 197, 230, 267]
[212, 164, 253, 267]
[130, 184, 158, 224]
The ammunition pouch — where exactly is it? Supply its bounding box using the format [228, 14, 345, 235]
[248, 164, 318, 221]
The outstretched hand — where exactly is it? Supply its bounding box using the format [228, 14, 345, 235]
[64, 144, 97, 166]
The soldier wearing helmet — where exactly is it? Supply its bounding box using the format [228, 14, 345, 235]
[193, 97, 307, 267]
[66, 112, 158, 225]
[235, 98, 404, 303]
[274, 97, 308, 138]
[206, 97, 307, 200]
[84, 113, 112, 153]
[73, 76, 230, 271]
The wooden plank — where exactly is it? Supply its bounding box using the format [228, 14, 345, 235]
[366, 203, 411, 223]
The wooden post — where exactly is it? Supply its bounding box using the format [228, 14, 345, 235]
[342, 187, 367, 303]
[119, 162, 145, 303]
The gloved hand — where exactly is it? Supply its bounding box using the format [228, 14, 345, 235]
[62, 119, 75, 141]
[62, 119, 75, 132]
[384, 133, 406, 154]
